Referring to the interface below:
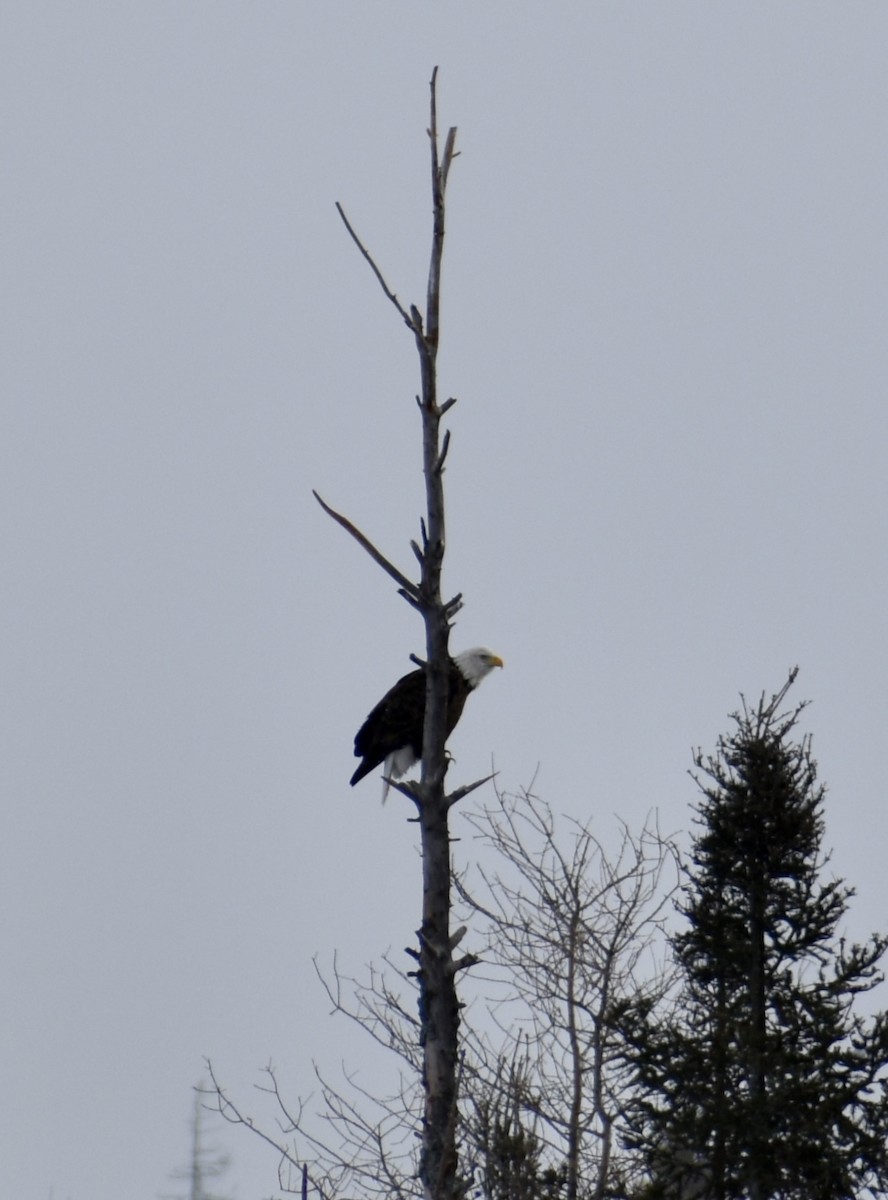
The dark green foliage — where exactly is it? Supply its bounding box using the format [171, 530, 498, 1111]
[463, 1092, 567, 1200]
[626, 673, 888, 1199]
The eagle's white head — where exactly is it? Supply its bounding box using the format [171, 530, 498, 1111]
[454, 647, 504, 689]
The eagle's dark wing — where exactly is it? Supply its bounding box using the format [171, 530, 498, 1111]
[350, 667, 426, 786]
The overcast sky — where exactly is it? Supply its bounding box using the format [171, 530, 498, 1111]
[3, 5, 888, 1198]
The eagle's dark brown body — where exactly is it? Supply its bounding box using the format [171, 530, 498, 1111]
[350, 659, 471, 787]
[349, 648, 502, 792]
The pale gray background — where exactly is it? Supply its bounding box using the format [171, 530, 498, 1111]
[3, 5, 886, 1198]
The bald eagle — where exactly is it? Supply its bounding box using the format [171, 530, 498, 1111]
[350, 647, 503, 797]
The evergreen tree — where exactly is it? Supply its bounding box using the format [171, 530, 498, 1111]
[164, 1085, 231, 1200]
[465, 1086, 567, 1200]
[627, 671, 888, 1199]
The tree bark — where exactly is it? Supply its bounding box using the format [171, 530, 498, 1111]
[411, 69, 464, 1200]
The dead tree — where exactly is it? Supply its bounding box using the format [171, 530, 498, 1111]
[313, 69, 487, 1200]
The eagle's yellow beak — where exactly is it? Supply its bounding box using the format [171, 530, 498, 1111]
[490, 654, 504, 669]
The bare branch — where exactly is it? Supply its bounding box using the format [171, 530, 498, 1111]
[439, 127, 459, 194]
[446, 773, 498, 809]
[424, 73, 454, 356]
[434, 429, 451, 475]
[428, 65, 440, 166]
[312, 490, 420, 603]
[396, 587, 421, 610]
[443, 593, 463, 618]
[384, 776, 423, 807]
[334, 201, 417, 332]
[452, 952, 480, 975]
[313, 953, 422, 1071]
[202, 1059, 308, 1189]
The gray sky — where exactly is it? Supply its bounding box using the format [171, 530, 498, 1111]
[3, 5, 887, 1198]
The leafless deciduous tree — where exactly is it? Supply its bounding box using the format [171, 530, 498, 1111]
[203, 783, 679, 1198]
[455, 786, 679, 1200]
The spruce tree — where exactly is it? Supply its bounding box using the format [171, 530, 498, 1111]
[628, 671, 888, 1199]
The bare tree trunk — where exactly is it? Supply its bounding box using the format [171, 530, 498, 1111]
[205, 80, 486, 1200]
[409, 71, 464, 1200]
[320, 70, 474, 1200]
[746, 886, 767, 1200]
